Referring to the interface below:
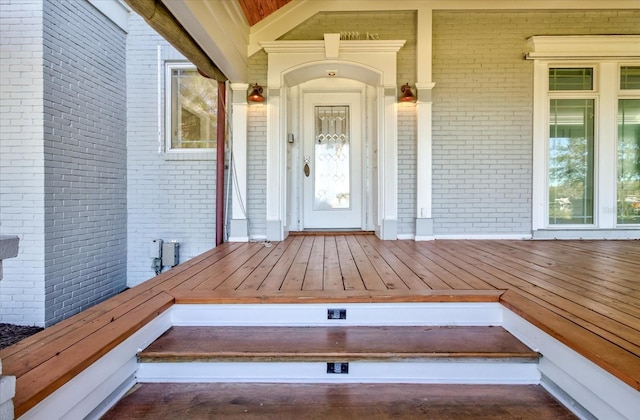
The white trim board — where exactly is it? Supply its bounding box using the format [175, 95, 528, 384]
[503, 310, 639, 420]
[19, 311, 172, 420]
[137, 361, 540, 385]
[170, 302, 504, 327]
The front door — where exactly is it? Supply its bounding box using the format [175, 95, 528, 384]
[302, 92, 363, 229]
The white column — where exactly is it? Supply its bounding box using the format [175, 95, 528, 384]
[414, 7, 435, 240]
[228, 84, 249, 242]
[379, 87, 398, 240]
[597, 62, 618, 229]
[415, 83, 435, 240]
[266, 87, 286, 240]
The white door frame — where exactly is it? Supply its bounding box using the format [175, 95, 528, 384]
[295, 81, 367, 231]
[261, 36, 405, 240]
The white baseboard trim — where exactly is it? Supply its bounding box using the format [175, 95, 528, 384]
[396, 234, 415, 240]
[434, 234, 533, 240]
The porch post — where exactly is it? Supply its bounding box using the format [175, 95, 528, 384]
[228, 83, 249, 242]
[415, 6, 435, 240]
[379, 87, 398, 240]
[266, 87, 285, 241]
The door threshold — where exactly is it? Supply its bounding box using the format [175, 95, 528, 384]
[291, 230, 374, 236]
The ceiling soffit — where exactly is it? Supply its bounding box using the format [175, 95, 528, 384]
[237, 0, 293, 26]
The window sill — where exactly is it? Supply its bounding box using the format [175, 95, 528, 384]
[532, 228, 640, 240]
[163, 150, 217, 161]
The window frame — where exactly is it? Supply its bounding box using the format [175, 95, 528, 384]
[616, 64, 640, 226]
[164, 61, 218, 159]
[533, 60, 640, 231]
[529, 36, 640, 235]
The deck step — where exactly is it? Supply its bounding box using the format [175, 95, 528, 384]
[137, 326, 540, 384]
[102, 383, 577, 419]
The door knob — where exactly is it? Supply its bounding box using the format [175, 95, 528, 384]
[304, 155, 310, 177]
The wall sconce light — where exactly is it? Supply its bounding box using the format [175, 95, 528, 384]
[399, 83, 416, 103]
[248, 83, 265, 102]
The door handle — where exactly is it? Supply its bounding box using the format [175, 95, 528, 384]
[304, 155, 310, 177]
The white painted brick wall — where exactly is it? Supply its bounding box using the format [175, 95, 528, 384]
[42, 0, 127, 325]
[432, 10, 640, 235]
[126, 14, 217, 286]
[0, 0, 46, 326]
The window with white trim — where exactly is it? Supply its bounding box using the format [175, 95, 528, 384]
[165, 63, 218, 151]
[528, 36, 640, 231]
[617, 66, 640, 224]
[547, 68, 596, 225]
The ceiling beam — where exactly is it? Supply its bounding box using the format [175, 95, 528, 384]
[162, 0, 250, 82]
[124, 0, 226, 80]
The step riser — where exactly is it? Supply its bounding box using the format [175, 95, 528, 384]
[171, 303, 504, 326]
[137, 361, 540, 385]
[154, 305, 537, 386]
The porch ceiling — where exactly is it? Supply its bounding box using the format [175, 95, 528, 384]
[159, 0, 639, 82]
[237, 0, 293, 26]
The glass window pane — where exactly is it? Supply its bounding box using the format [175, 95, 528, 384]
[548, 99, 595, 225]
[170, 68, 217, 149]
[549, 68, 593, 91]
[314, 106, 350, 210]
[617, 99, 640, 224]
[620, 66, 640, 90]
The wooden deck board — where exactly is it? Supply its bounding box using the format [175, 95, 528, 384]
[335, 235, 366, 290]
[102, 383, 577, 420]
[345, 235, 386, 290]
[2, 236, 639, 417]
[452, 241, 640, 357]
[139, 326, 538, 362]
[302, 236, 324, 290]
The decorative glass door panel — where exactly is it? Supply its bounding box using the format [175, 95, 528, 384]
[303, 93, 362, 229]
[314, 106, 350, 210]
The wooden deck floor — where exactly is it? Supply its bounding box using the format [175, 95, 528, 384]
[1, 235, 639, 417]
[102, 383, 577, 419]
[165, 234, 640, 390]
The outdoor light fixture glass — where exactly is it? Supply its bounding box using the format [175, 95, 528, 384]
[399, 83, 416, 102]
[248, 83, 265, 102]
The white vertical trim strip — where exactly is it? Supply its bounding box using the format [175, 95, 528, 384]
[415, 7, 434, 222]
[598, 63, 618, 229]
[531, 60, 548, 231]
[266, 88, 284, 240]
[157, 46, 163, 154]
[230, 83, 249, 225]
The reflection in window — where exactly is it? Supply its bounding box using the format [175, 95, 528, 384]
[549, 68, 593, 91]
[549, 99, 595, 225]
[620, 66, 640, 90]
[618, 99, 640, 224]
[169, 67, 217, 149]
[314, 106, 350, 210]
